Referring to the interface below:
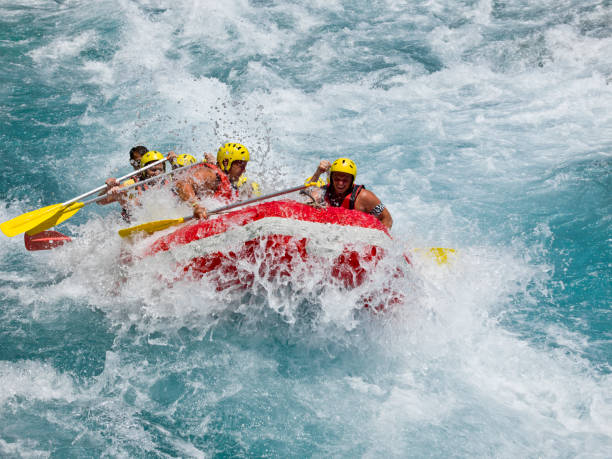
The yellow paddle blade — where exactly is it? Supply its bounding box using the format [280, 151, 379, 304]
[25, 202, 85, 236]
[413, 247, 457, 265]
[1, 203, 68, 237]
[118, 217, 185, 238]
[430, 247, 456, 265]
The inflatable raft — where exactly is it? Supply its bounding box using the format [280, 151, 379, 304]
[133, 200, 409, 308]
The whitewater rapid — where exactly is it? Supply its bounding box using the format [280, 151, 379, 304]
[1, 0, 610, 456]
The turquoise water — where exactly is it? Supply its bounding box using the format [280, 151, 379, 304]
[1, 0, 610, 457]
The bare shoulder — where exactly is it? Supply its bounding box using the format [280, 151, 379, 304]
[355, 188, 381, 211]
[194, 165, 216, 179]
[357, 189, 380, 206]
[178, 164, 214, 182]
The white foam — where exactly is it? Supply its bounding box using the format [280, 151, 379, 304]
[28, 31, 97, 63]
[2, 0, 611, 454]
[0, 360, 76, 405]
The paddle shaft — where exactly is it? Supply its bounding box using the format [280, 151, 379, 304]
[60, 157, 169, 207]
[24, 161, 203, 232]
[118, 184, 310, 238]
[84, 161, 201, 206]
[211, 184, 308, 215]
[180, 184, 309, 225]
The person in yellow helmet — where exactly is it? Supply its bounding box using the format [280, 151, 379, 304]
[307, 158, 393, 229]
[174, 142, 257, 220]
[171, 153, 198, 169]
[137, 150, 167, 179]
[97, 145, 150, 210]
[99, 147, 177, 200]
[99, 150, 172, 221]
[170, 152, 217, 170]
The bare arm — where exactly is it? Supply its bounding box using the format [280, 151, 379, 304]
[355, 189, 393, 229]
[174, 168, 218, 219]
[166, 150, 177, 168]
[97, 178, 139, 207]
[96, 178, 121, 205]
[378, 207, 393, 229]
[309, 160, 330, 183]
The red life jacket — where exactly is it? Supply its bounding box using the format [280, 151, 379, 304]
[191, 163, 238, 202]
[324, 184, 364, 209]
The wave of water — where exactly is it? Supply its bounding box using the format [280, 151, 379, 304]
[1, 0, 611, 456]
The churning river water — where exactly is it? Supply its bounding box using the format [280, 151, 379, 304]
[1, 0, 610, 457]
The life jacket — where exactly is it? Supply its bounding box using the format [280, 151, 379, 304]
[191, 162, 238, 202]
[324, 184, 364, 209]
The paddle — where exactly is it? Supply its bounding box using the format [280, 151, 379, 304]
[412, 247, 457, 265]
[24, 160, 203, 236]
[24, 230, 72, 251]
[119, 184, 311, 238]
[1, 157, 193, 238]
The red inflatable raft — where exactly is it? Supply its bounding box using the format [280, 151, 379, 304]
[134, 200, 409, 307]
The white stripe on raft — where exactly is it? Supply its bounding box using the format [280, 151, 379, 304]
[142, 215, 393, 265]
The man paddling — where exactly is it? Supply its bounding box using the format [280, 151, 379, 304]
[98, 145, 152, 207]
[307, 158, 393, 229]
[99, 150, 171, 221]
[100, 146, 177, 191]
[174, 142, 258, 219]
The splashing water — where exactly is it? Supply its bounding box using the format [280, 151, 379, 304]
[1, 0, 610, 456]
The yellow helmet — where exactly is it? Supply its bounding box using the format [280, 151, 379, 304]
[140, 150, 165, 168]
[174, 154, 197, 167]
[330, 158, 357, 179]
[217, 143, 250, 172]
